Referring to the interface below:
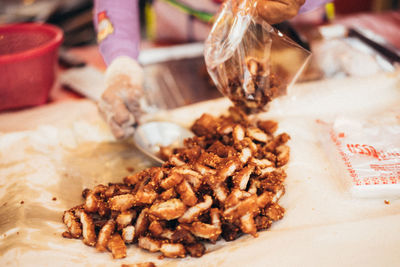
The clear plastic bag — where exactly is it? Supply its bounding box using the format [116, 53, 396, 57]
[318, 115, 400, 198]
[204, 0, 311, 113]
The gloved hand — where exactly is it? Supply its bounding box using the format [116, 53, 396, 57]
[255, 0, 305, 24]
[97, 56, 145, 139]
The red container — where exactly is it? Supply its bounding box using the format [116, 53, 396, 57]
[0, 23, 63, 111]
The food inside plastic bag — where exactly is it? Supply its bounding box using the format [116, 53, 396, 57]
[204, 0, 311, 113]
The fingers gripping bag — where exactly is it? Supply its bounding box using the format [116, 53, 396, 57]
[205, 0, 311, 113]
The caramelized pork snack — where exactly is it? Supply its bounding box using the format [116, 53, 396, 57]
[225, 63, 286, 114]
[62, 107, 290, 259]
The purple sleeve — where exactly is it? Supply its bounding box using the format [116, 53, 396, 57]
[94, 0, 140, 65]
[299, 0, 332, 13]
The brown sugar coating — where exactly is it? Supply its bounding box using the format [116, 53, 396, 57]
[62, 107, 290, 259]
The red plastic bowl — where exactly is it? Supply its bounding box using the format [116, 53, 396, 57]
[0, 23, 63, 111]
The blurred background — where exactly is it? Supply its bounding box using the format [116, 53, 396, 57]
[1, 0, 400, 110]
[1, 0, 399, 47]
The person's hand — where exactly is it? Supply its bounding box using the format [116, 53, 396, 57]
[97, 56, 145, 139]
[255, 0, 305, 24]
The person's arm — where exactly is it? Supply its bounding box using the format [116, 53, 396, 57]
[94, 0, 140, 65]
[94, 0, 145, 139]
[256, 0, 332, 25]
[299, 0, 332, 13]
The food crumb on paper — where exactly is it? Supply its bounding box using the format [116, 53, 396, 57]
[121, 262, 156, 267]
[126, 167, 135, 173]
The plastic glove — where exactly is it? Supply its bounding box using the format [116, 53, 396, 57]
[255, 0, 305, 24]
[98, 56, 145, 139]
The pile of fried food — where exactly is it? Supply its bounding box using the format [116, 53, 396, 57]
[62, 107, 290, 259]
